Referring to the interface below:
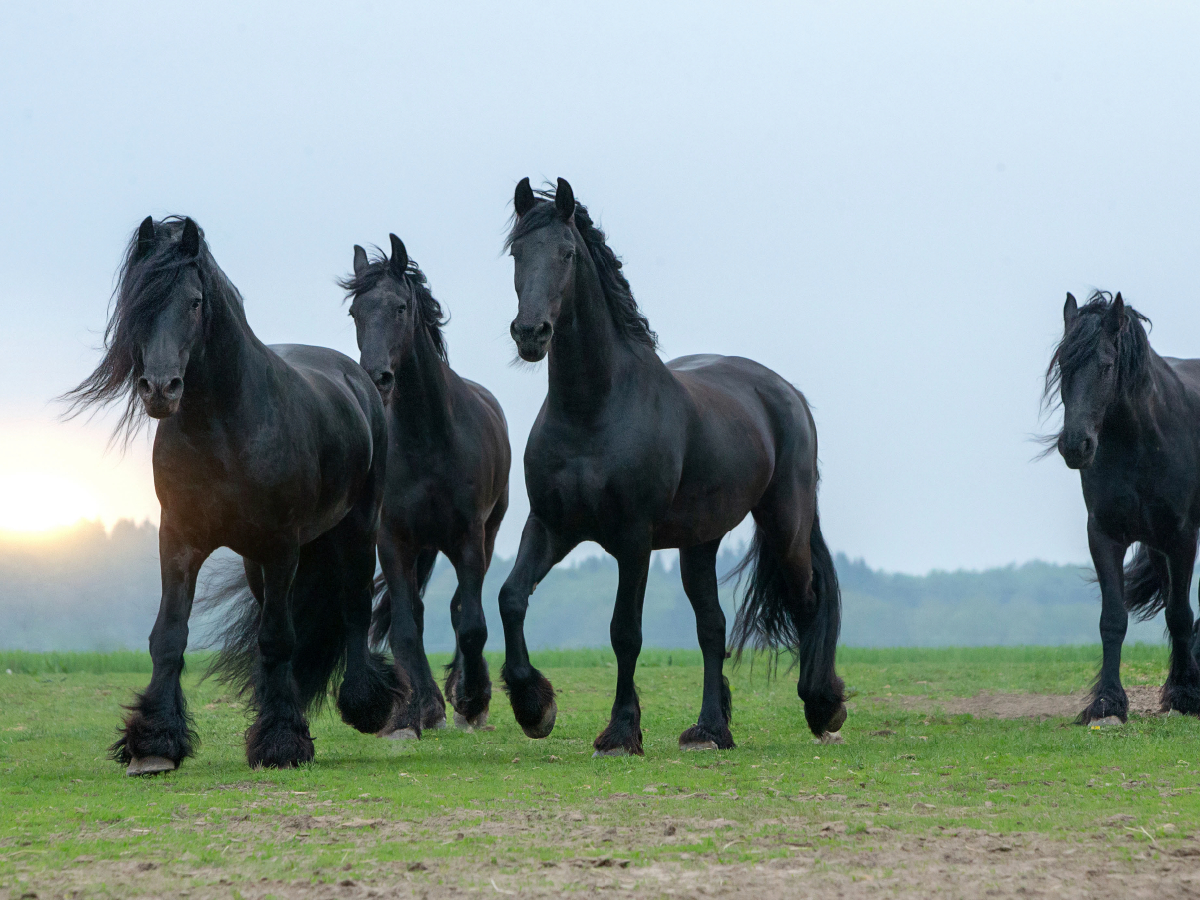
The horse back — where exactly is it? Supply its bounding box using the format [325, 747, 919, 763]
[269, 344, 384, 448]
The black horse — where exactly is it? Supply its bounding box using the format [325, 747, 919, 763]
[341, 235, 510, 737]
[1047, 290, 1200, 723]
[64, 216, 402, 773]
[497, 179, 845, 756]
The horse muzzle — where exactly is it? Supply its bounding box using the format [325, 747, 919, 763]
[137, 375, 183, 419]
[511, 321, 552, 363]
[1059, 433, 1096, 470]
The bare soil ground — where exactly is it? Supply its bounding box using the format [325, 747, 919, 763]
[891, 684, 1165, 720]
[17, 816, 1200, 900]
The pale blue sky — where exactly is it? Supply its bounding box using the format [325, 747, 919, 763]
[2, 2, 1198, 572]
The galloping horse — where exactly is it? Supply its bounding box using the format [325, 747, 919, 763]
[65, 217, 402, 773]
[342, 235, 510, 736]
[497, 179, 845, 756]
[1047, 290, 1200, 723]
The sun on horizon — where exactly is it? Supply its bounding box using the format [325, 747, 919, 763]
[0, 472, 104, 535]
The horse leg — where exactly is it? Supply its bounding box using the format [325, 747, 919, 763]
[678, 538, 735, 751]
[444, 585, 467, 725]
[333, 515, 405, 736]
[378, 537, 443, 738]
[1162, 533, 1200, 715]
[113, 519, 207, 775]
[593, 541, 652, 757]
[446, 533, 492, 729]
[245, 549, 314, 768]
[498, 514, 574, 739]
[1081, 520, 1130, 724]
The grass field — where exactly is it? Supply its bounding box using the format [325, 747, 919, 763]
[2, 645, 1198, 899]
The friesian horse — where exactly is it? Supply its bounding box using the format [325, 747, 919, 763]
[64, 217, 402, 773]
[341, 235, 510, 736]
[497, 179, 846, 756]
[1046, 290, 1200, 723]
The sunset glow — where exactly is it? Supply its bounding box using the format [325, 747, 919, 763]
[0, 420, 160, 537]
[0, 472, 103, 533]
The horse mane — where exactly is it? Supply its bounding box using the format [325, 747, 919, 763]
[1041, 290, 1153, 448]
[339, 250, 448, 362]
[61, 216, 246, 446]
[505, 187, 658, 349]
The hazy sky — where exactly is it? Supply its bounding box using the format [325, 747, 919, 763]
[2, 2, 1198, 573]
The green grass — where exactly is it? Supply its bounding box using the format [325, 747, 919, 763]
[1, 645, 1197, 895]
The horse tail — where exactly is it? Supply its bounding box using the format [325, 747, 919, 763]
[198, 558, 263, 701]
[199, 554, 353, 714]
[730, 510, 845, 735]
[1123, 543, 1167, 622]
[368, 573, 391, 649]
[368, 548, 438, 650]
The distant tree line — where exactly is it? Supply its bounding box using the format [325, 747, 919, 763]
[0, 520, 1165, 652]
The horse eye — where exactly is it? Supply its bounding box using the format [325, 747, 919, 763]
[191, 298, 202, 310]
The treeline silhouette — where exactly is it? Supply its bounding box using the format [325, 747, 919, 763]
[0, 520, 1165, 651]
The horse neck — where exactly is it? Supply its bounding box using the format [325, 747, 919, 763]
[390, 324, 452, 440]
[546, 253, 636, 416]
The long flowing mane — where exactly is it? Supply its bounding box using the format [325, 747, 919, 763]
[339, 251, 448, 362]
[505, 187, 658, 349]
[61, 216, 246, 445]
[1041, 290, 1153, 447]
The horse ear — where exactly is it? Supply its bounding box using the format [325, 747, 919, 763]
[555, 177, 575, 222]
[1106, 292, 1126, 333]
[180, 217, 201, 258]
[514, 177, 535, 218]
[353, 245, 368, 277]
[1063, 292, 1077, 326]
[388, 234, 408, 278]
[136, 216, 156, 259]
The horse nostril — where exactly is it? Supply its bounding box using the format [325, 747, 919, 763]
[536, 321, 552, 338]
[137, 377, 153, 397]
[1080, 437, 1094, 457]
[164, 377, 184, 399]
[510, 321, 520, 341]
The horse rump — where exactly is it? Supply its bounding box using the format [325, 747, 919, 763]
[729, 511, 845, 735]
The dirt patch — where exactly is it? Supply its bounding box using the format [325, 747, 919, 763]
[890, 684, 1164, 720]
[10, 825, 1200, 899]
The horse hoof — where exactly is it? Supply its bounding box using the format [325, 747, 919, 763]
[455, 710, 490, 731]
[1166, 709, 1183, 718]
[1088, 716, 1123, 727]
[593, 747, 632, 758]
[679, 739, 719, 752]
[379, 727, 420, 741]
[814, 731, 844, 745]
[522, 699, 557, 740]
[126, 756, 177, 777]
[426, 717, 448, 731]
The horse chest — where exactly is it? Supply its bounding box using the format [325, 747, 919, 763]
[527, 438, 676, 531]
[154, 426, 331, 543]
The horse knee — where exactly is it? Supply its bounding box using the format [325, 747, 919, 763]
[458, 620, 488, 659]
[498, 583, 527, 624]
